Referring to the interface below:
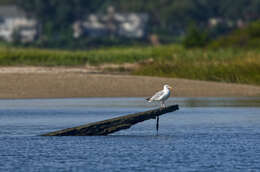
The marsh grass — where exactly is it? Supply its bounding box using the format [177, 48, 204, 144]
[0, 45, 259, 85]
[0, 46, 155, 66]
[133, 45, 260, 85]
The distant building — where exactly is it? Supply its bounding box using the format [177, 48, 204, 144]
[73, 7, 148, 39]
[208, 17, 247, 29]
[208, 18, 223, 27]
[0, 5, 38, 43]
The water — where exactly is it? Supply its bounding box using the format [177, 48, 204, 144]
[0, 97, 260, 172]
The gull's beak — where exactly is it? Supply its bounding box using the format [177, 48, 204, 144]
[169, 86, 173, 90]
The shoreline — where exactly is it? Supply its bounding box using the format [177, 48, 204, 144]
[0, 67, 260, 99]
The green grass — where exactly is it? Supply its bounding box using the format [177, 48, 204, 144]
[0, 46, 155, 66]
[209, 21, 260, 49]
[0, 44, 260, 85]
[133, 45, 260, 85]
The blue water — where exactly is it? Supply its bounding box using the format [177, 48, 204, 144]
[0, 97, 260, 172]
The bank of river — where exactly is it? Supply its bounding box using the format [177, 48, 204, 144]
[0, 67, 260, 98]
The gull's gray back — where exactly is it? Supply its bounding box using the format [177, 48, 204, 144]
[151, 90, 165, 101]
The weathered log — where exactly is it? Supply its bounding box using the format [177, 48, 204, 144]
[42, 104, 179, 136]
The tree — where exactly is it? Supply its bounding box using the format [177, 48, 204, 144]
[182, 23, 210, 48]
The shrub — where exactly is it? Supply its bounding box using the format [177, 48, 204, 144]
[182, 24, 210, 48]
[209, 21, 260, 49]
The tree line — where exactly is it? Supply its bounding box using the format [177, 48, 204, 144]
[5, 0, 260, 48]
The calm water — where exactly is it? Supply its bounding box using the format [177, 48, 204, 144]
[0, 97, 260, 172]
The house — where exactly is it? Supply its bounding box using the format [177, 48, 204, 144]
[208, 17, 247, 29]
[73, 6, 148, 39]
[0, 5, 38, 43]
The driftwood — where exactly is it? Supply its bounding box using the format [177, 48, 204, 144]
[42, 104, 179, 136]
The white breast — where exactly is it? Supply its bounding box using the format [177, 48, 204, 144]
[161, 89, 170, 101]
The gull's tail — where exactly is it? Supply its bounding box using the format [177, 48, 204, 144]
[146, 97, 152, 102]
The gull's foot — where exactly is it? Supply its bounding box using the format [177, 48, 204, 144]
[160, 106, 166, 110]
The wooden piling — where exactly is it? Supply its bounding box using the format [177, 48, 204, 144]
[42, 104, 179, 136]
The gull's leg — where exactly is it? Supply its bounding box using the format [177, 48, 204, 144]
[160, 101, 163, 109]
[162, 101, 166, 108]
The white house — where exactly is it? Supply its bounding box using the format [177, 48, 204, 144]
[0, 5, 38, 43]
[73, 7, 148, 39]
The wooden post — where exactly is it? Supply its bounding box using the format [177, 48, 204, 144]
[156, 116, 159, 135]
[42, 104, 179, 136]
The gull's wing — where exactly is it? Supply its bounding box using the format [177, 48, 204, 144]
[150, 90, 165, 101]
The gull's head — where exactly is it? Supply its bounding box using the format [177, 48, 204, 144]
[163, 84, 173, 90]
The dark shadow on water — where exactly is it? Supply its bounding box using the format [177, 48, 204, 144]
[108, 134, 174, 138]
[35, 134, 174, 139]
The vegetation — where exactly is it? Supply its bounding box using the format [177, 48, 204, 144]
[209, 21, 260, 49]
[182, 24, 210, 48]
[0, 46, 155, 66]
[1, 1, 259, 87]
[133, 45, 260, 85]
[0, 44, 259, 85]
[1, 0, 258, 48]
[0, 0, 16, 5]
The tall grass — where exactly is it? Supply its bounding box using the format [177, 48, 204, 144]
[0, 45, 259, 85]
[133, 45, 260, 85]
[0, 46, 154, 66]
[208, 21, 260, 49]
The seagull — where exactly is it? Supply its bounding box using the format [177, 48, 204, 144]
[146, 84, 173, 135]
[146, 84, 173, 108]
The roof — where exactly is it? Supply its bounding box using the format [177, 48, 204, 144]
[0, 5, 26, 18]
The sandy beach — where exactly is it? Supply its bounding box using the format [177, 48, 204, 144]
[0, 67, 259, 99]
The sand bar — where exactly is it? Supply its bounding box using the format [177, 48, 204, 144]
[0, 67, 259, 99]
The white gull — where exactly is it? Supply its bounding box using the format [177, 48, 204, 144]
[146, 84, 172, 108]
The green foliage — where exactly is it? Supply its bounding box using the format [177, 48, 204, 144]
[11, 0, 260, 48]
[16, 0, 105, 45]
[182, 24, 210, 48]
[209, 21, 260, 49]
[132, 45, 260, 85]
[0, 0, 16, 5]
[0, 46, 155, 66]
